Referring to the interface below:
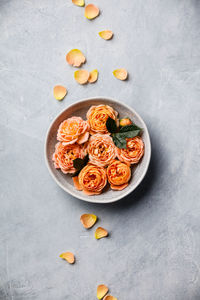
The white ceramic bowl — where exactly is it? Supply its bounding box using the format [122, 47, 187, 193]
[45, 97, 151, 203]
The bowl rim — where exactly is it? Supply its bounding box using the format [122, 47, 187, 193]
[45, 96, 151, 203]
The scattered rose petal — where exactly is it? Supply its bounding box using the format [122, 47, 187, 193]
[99, 30, 113, 40]
[66, 49, 86, 67]
[53, 85, 67, 101]
[72, 0, 85, 7]
[85, 4, 100, 19]
[88, 69, 98, 83]
[95, 227, 108, 239]
[59, 252, 75, 264]
[103, 296, 117, 300]
[113, 68, 128, 80]
[97, 285, 109, 299]
[74, 70, 89, 84]
[80, 214, 97, 228]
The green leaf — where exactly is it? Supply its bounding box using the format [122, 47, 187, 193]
[112, 134, 127, 149]
[72, 154, 89, 176]
[112, 130, 141, 149]
[73, 158, 85, 170]
[120, 124, 142, 132]
[83, 154, 89, 165]
[106, 117, 117, 133]
[117, 130, 140, 139]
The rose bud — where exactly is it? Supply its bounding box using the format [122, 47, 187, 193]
[119, 118, 132, 127]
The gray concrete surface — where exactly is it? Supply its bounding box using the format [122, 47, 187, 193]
[0, 0, 200, 299]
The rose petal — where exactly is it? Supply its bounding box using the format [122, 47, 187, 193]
[110, 183, 129, 190]
[73, 177, 82, 190]
[83, 190, 101, 196]
[80, 214, 97, 228]
[95, 227, 108, 239]
[88, 69, 98, 83]
[103, 296, 117, 300]
[99, 30, 113, 40]
[97, 285, 109, 299]
[53, 85, 67, 101]
[77, 131, 89, 144]
[72, 0, 84, 7]
[59, 252, 75, 264]
[66, 49, 86, 67]
[113, 68, 128, 80]
[74, 70, 89, 84]
[85, 4, 100, 19]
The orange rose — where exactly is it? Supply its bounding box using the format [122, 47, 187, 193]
[75, 164, 107, 195]
[57, 116, 89, 145]
[88, 134, 116, 167]
[52, 142, 86, 174]
[107, 160, 131, 190]
[116, 136, 144, 165]
[86, 105, 118, 134]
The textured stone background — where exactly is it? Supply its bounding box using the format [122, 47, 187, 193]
[0, 0, 200, 299]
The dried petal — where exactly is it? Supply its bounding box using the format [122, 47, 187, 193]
[72, 0, 85, 7]
[59, 252, 75, 264]
[97, 285, 109, 299]
[113, 68, 128, 81]
[85, 4, 100, 19]
[53, 85, 67, 101]
[80, 214, 97, 229]
[74, 70, 89, 84]
[99, 30, 113, 40]
[103, 296, 117, 300]
[95, 227, 108, 239]
[88, 69, 98, 83]
[66, 49, 86, 67]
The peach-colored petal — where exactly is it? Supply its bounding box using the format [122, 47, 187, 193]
[66, 49, 86, 67]
[88, 69, 98, 83]
[72, 0, 84, 7]
[110, 183, 129, 190]
[73, 177, 82, 190]
[95, 227, 108, 239]
[99, 30, 113, 40]
[103, 296, 117, 300]
[74, 69, 89, 84]
[59, 252, 75, 264]
[77, 131, 89, 144]
[80, 214, 97, 228]
[97, 285, 109, 299]
[85, 4, 100, 19]
[113, 68, 128, 80]
[53, 85, 67, 101]
[83, 190, 101, 196]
